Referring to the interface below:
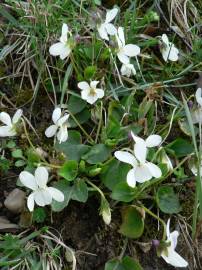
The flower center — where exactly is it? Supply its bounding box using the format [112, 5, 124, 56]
[89, 88, 96, 96]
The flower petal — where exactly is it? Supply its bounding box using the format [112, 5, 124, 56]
[161, 249, 188, 268]
[45, 125, 58, 138]
[78, 81, 90, 91]
[86, 94, 99, 105]
[146, 162, 162, 178]
[105, 8, 118, 23]
[49, 42, 65, 56]
[81, 89, 90, 101]
[105, 23, 117, 35]
[0, 126, 16, 137]
[124, 44, 140, 57]
[12, 109, 23, 124]
[34, 190, 52, 207]
[52, 108, 61, 124]
[95, 89, 104, 98]
[126, 168, 136, 187]
[0, 112, 12, 126]
[117, 51, 129, 64]
[60, 23, 69, 43]
[60, 45, 71, 60]
[170, 231, 179, 249]
[27, 193, 35, 212]
[57, 125, 68, 143]
[145, 135, 162, 147]
[35, 167, 49, 188]
[121, 64, 136, 77]
[196, 88, 202, 107]
[47, 187, 64, 202]
[97, 24, 109, 40]
[57, 114, 69, 126]
[134, 164, 152, 183]
[161, 34, 169, 45]
[114, 151, 136, 166]
[134, 139, 147, 164]
[117, 27, 125, 46]
[168, 46, 179, 61]
[90, 80, 99, 89]
[19, 171, 37, 191]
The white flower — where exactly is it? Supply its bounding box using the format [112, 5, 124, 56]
[161, 219, 188, 268]
[45, 108, 69, 143]
[121, 63, 136, 77]
[78, 81, 104, 105]
[114, 133, 162, 187]
[116, 27, 140, 64]
[0, 109, 22, 137]
[97, 7, 118, 40]
[19, 167, 64, 212]
[49, 23, 73, 60]
[195, 88, 202, 107]
[160, 34, 179, 62]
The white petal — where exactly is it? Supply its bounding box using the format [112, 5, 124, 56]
[166, 218, 171, 238]
[52, 108, 61, 124]
[134, 164, 152, 183]
[146, 162, 162, 178]
[105, 23, 117, 35]
[47, 187, 64, 202]
[0, 112, 12, 126]
[170, 231, 179, 249]
[86, 94, 98, 105]
[60, 23, 68, 43]
[127, 168, 136, 187]
[117, 51, 129, 64]
[161, 34, 169, 45]
[81, 89, 90, 101]
[35, 167, 49, 188]
[78, 81, 90, 91]
[117, 27, 125, 46]
[95, 89, 104, 98]
[12, 109, 23, 124]
[196, 88, 202, 107]
[121, 64, 136, 77]
[27, 193, 35, 212]
[123, 44, 140, 57]
[146, 135, 162, 147]
[0, 126, 16, 137]
[57, 114, 69, 126]
[134, 139, 147, 164]
[60, 45, 71, 60]
[49, 42, 65, 56]
[114, 151, 137, 166]
[97, 24, 109, 40]
[19, 171, 37, 191]
[191, 108, 202, 124]
[162, 249, 188, 268]
[34, 190, 52, 207]
[168, 46, 179, 61]
[90, 81, 99, 89]
[105, 8, 118, 23]
[45, 125, 58, 138]
[57, 125, 68, 143]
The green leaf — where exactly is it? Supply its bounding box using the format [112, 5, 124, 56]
[68, 95, 87, 114]
[59, 160, 78, 181]
[166, 138, 194, 158]
[71, 179, 88, 203]
[101, 159, 130, 190]
[26, 148, 40, 166]
[15, 160, 26, 167]
[111, 182, 136, 202]
[119, 206, 144, 239]
[55, 139, 90, 161]
[33, 208, 46, 223]
[51, 180, 73, 212]
[82, 144, 111, 164]
[105, 256, 142, 270]
[69, 109, 90, 128]
[156, 186, 181, 214]
[12, 149, 24, 159]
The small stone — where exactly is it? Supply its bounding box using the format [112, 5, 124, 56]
[4, 188, 26, 214]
